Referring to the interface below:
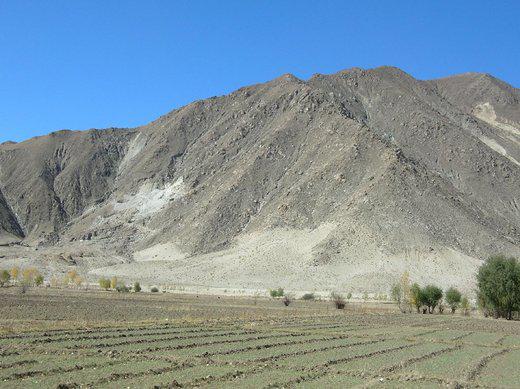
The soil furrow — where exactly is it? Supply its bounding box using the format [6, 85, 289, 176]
[465, 348, 510, 382]
[380, 344, 462, 373]
[67, 330, 257, 349]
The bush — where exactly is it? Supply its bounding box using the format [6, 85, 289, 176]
[99, 278, 111, 290]
[150, 286, 159, 293]
[422, 285, 443, 313]
[269, 287, 284, 298]
[330, 292, 346, 309]
[346, 292, 352, 300]
[476, 255, 520, 320]
[301, 293, 315, 301]
[0, 270, 10, 287]
[445, 287, 462, 314]
[134, 282, 141, 292]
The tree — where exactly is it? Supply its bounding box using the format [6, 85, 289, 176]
[74, 276, 83, 288]
[400, 271, 412, 312]
[0, 270, 10, 286]
[461, 296, 471, 316]
[476, 255, 520, 320]
[10, 267, 19, 283]
[410, 283, 423, 313]
[391, 283, 403, 311]
[134, 282, 141, 292]
[445, 287, 462, 314]
[99, 278, 111, 290]
[67, 270, 78, 282]
[110, 276, 118, 290]
[22, 268, 38, 286]
[422, 285, 443, 313]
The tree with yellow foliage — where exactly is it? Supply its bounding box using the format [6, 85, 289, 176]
[74, 276, 83, 288]
[10, 267, 19, 283]
[22, 267, 39, 286]
[63, 270, 79, 287]
[400, 271, 412, 313]
[110, 276, 118, 289]
[391, 271, 413, 313]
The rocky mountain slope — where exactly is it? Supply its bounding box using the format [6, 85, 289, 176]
[1, 66, 519, 294]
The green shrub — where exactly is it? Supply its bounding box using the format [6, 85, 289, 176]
[346, 292, 352, 300]
[477, 255, 520, 320]
[301, 293, 315, 301]
[35, 274, 44, 286]
[150, 286, 159, 293]
[445, 287, 462, 314]
[269, 287, 284, 298]
[134, 282, 141, 292]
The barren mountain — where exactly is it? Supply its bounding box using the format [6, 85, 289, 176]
[1, 66, 519, 295]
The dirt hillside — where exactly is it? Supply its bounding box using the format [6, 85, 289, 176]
[1, 66, 519, 294]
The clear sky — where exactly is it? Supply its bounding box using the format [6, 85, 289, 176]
[1, 0, 519, 143]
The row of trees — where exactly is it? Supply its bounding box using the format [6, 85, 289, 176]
[98, 277, 141, 293]
[391, 272, 470, 315]
[0, 267, 44, 288]
[1, 268, 142, 294]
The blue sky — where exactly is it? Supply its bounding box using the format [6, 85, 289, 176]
[1, 0, 519, 143]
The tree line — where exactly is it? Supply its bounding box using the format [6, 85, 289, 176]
[391, 255, 520, 320]
[391, 271, 470, 315]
